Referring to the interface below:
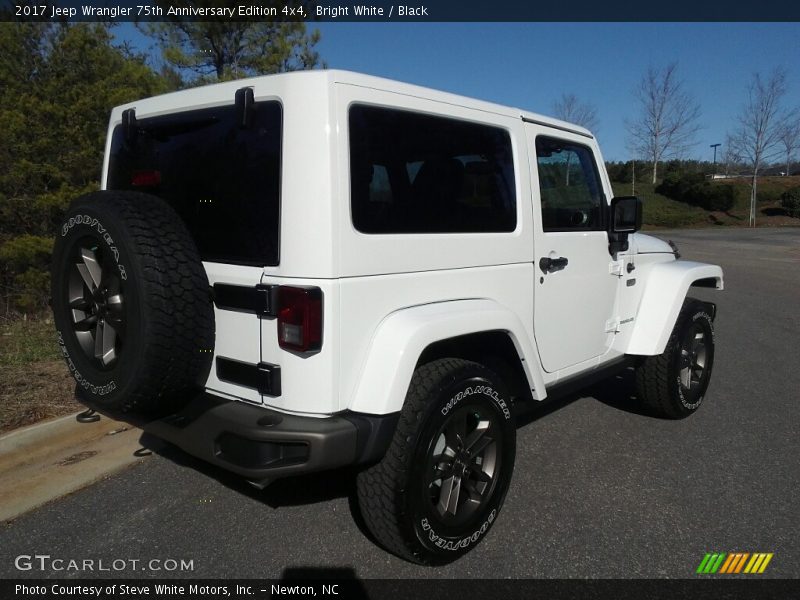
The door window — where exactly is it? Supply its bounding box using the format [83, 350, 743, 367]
[535, 137, 604, 231]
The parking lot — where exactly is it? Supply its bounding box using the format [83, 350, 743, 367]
[1, 227, 798, 579]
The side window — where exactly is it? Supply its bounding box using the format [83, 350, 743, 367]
[535, 136, 604, 231]
[349, 105, 517, 234]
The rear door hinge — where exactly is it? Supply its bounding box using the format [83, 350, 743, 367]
[212, 283, 278, 317]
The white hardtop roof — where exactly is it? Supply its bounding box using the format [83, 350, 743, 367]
[326, 70, 592, 137]
[115, 69, 593, 138]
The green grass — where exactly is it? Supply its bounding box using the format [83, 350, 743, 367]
[0, 317, 61, 366]
[0, 316, 77, 433]
[613, 176, 800, 229]
[716, 176, 798, 211]
[612, 182, 709, 229]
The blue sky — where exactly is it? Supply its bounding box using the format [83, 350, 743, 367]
[116, 22, 800, 162]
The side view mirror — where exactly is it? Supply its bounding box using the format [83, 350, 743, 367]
[609, 196, 642, 234]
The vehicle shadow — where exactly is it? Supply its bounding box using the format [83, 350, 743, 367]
[137, 366, 652, 549]
[761, 206, 788, 217]
[584, 367, 654, 418]
[138, 429, 382, 548]
[515, 366, 651, 427]
[138, 430, 357, 504]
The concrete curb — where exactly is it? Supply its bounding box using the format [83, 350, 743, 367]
[0, 411, 147, 522]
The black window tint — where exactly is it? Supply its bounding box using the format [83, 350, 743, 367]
[107, 102, 282, 266]
[535, 137, 604, 231]
[349, 105, 516, 234]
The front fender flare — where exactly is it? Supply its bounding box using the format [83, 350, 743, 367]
[348, 299, 546, 415]
[626, 260, 723, 356]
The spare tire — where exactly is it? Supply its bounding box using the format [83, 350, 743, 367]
[50, 191, 214, 413]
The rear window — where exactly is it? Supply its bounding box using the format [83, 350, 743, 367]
[349, 105, 517, 234]
[107, 101, 282, 266]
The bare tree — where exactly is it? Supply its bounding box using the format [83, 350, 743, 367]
[778, 116, 800, 176]
[729, 69, 789, 226]
[722, 134, 742, 177]
[552, 93, 599, 132]
[627, 63, 701, 184]
[551, 93, 600, 185]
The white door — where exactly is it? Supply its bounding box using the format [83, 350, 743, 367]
[527, 128, 618, 373]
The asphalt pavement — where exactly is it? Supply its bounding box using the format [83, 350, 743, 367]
[1, 227, 798, 579]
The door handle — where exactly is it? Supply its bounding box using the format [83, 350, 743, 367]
[539, 256, 569, 274]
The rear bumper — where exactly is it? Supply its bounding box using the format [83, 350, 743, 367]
[143, 393, 399, 482]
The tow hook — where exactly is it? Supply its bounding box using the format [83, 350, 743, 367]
[76, 408, 100, 423]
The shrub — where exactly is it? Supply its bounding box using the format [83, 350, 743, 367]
[697, 185, 736, 212]
[606, 162, 630, 183]
[0, 234, 53, 271]
[0, 235, 54, 314]
[780, 186, 800, 218]
[605, 161, 650, 184]
[656, 172, 702, 199]
[10, 268, 51, 313]
[656, 173, 734, 212]
[755, 187, 783, 205]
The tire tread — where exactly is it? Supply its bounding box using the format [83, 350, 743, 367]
[635, 297, 712, 419]
[64, 192, 214, 413]
[357, 358, 477, 564]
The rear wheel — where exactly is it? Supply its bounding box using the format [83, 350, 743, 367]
[635, 298, 715, 419]
[356, 358, 516, 564]
[51, 191, 214, 413]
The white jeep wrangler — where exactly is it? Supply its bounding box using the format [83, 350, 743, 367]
[51, 70, 723, 564]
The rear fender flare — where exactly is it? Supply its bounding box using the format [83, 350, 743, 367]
[348, 299, 546, 415]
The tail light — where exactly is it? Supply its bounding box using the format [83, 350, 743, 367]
[277, 286, 323, 352]
[131, 170, 161, 187]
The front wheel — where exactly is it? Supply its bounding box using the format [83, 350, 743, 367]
[635, 298, 716, 419]
[356, 358, 516, 564]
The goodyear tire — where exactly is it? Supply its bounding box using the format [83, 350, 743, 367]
[356, 358, 516, 564]
[635, 298, 715, 419]
[50, 191, 214, 413]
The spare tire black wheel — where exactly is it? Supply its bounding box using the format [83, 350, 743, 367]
[50, 191, 215, 414]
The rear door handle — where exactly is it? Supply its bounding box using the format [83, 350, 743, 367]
[539, 256, 569, 274]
